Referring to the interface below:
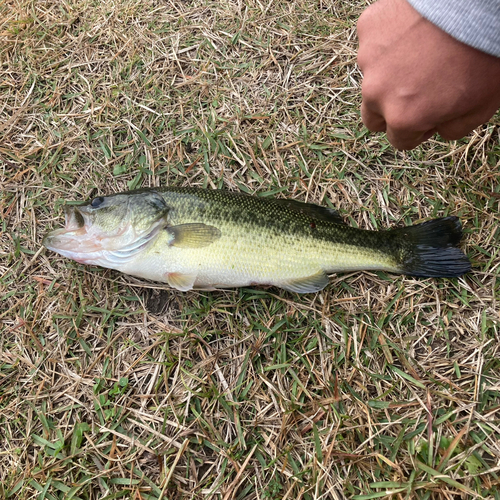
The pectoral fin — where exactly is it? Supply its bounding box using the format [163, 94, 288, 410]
[166, 272, 197, 291]
[280, 271, 329, 294]
[167, 223, 221, 248]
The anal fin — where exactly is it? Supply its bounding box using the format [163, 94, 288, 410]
[166, 272, 197, 291]
[280, 270, 329, 294]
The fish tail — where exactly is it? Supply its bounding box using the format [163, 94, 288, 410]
[392, 216, 471, 277]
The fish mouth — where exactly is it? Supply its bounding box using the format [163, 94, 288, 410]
[42, 206, 102, 260]
[64, 205, 86, 231]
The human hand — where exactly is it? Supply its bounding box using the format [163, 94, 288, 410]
[357, 0, 500, 150]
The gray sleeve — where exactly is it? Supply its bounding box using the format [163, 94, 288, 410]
[407, 0, 500, 57]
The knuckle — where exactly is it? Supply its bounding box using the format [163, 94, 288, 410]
[356, 48, 371, 73]
[360, 80, 383, 104]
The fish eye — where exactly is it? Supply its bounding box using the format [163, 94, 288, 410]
[90, 196, 105, 208]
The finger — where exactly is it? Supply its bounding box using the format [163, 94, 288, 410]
[361, 100, 387, 132]
[437, 110, 497, 140]
[385, 126, 436, 150]
[421, 128, 437, 142]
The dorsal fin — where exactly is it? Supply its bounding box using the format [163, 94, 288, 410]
[272, 198, 346, 224]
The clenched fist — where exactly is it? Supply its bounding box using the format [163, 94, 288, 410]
[357, 0, 500, 150]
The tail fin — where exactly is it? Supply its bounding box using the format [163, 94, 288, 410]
[393, 216, 471, 277]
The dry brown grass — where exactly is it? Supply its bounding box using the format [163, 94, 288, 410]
[1, 0, 500, 499]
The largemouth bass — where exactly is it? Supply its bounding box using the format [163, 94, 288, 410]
[43, 187, 471, 293]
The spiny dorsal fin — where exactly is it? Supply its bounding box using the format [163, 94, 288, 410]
[272, 198, 346, 225]
[279, 270, 329, 294]
[167, 223, 221, 248]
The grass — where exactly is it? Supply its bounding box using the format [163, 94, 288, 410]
[1, 0, 500, 498]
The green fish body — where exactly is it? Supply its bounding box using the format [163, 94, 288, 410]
[43, 187, 471, 293]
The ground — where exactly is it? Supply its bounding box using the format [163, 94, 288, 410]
[1, 0, 500, 499]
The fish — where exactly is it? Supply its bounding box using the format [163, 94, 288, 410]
[42, 187, 471, 293]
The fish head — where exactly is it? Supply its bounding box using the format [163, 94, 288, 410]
[43, 191, 169, 265]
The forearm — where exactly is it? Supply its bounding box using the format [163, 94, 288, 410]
[407, 0, 500, 57]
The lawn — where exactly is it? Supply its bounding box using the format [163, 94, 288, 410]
[1, 0, 499, 498]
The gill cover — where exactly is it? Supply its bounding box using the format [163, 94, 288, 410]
[43, 191, 170, 266]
